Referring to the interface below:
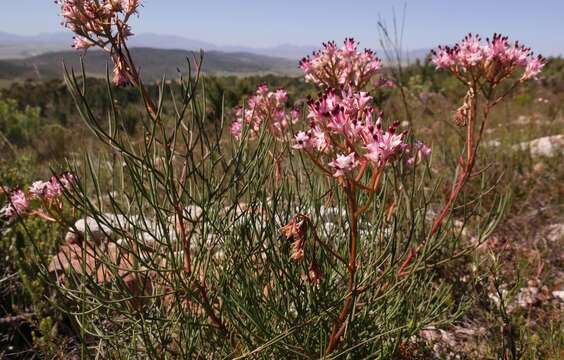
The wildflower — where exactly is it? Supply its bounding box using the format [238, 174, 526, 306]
[230, 119, 243, 139]
[229, 85, 296, 140]
[363, 121, 407, 167]
[29, 181, 49, 198]
[292, 87, 411, 174]
[57, 0, 141, 86]
[432, 33, 545, 85]
[44, 176, 63, 200]
[458, 33, 485, 66]
[521, 56, 546, 80]
[328, 152, 359, 177]
[310, 127, 331, 152]
[1, 188, 28, 221]
[432, 47, 457, 70]
[113, 60, 130, 87]
[299, 38, 381, 91]
[406, 141, 432, 166]
[72, 36, 94, 50]
[29, 172, 75, 201]
[59, 171, 77, 189]
[292, 131, 311, 150]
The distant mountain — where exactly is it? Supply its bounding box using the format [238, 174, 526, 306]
[0, 47, 300, 81]
[0, 31, 315, 60]
[0, 30, 431, 63]
[0, 31, 71, 59]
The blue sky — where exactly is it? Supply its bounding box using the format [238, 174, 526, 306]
[1, 0, 563, 55]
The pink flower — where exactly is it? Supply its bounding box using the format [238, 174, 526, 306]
[364, 122, 407, 167]
[28, 172, 75, 201]
[229, 85, 294, 141]
[458, 34, 485, 67]
[417, 141, 432, 157]
[406, 140, 432, 166]
[433, 33, 544, 85]
[328, 152, 359, 177]
[230, 119, 244, 139]
[274, 89, 288, 104]
[112, 61, 129, 87]
[72, 36, 94, 50]
[121, 0, 141, 14]
[58, 0, 141, 83]
[299, 38, 381, 91]
[44, 176, 63, 200]
[292, 131, 311, 150]
[1, 188, 28, 221]
[29, 181, 49, 198]
[521, 56, 546, 80]
[432, 47, 457, 70]
[310, 127, 331, 152]
[59, 171, 77, 189]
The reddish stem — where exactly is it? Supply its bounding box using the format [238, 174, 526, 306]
[325, 180, 358, 354]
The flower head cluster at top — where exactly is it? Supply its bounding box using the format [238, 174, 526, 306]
[432, 33, 546, 83]
[291, 40, 429, 178]
[57, 0, 141, 86]
[293, 89, 414, 177]
[299, 38, 382, 90]
[230, 84, 299, 140]
[1, 172, 76, 221]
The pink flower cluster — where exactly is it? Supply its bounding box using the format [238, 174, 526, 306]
[58, 0, 140, 48]
[1, 172, 76, 221]
[405, 140, 432, 166]
[29, 172, 76, 201]
[57, 0, 141, 86]
[432, 33, 546, 82]
[1, 188, 28, 221]
[292, 89, 424, 177]
[230, 85, 299, 140]
[299, 38, 382, 91]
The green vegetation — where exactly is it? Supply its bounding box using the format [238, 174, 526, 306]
[0, 48, 300, 82]
[0, 56, 563, 358]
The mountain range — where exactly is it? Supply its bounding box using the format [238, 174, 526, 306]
[0, 31, 430, 61]
[0, 31, 317, 60]
[0, 31, 431, 80]
[0, 48, 300, 81]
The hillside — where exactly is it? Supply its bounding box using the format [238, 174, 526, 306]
[0, 47, 300, 81]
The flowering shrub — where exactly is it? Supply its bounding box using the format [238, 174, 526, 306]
[1, 3, 546, 357]
[1, 172, 75, 222]
[428, 34, 546, 235]
[230, 84, 299, 140]
[1, 188, 27, 221]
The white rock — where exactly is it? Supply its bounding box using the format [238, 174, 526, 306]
[515, 115, 531, 125]
[515, 286, 539, 308]
[66, 216, 113, 243]
[484, 139, 501, 148]
[544, 223, 564, 242]
[323, 222, 336, 234]
[552, 290, 564, 301]
[319, 206, 347, 221]
[184, 205, 203, 222]
[514, 134, 564, 158]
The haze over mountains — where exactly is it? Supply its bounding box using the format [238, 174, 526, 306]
[0, 48, 301, 81]
[0, 31, 430, 80]
[0, 31, 319, 60]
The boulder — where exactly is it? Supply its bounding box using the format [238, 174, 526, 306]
[515, 134, 564, 158]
